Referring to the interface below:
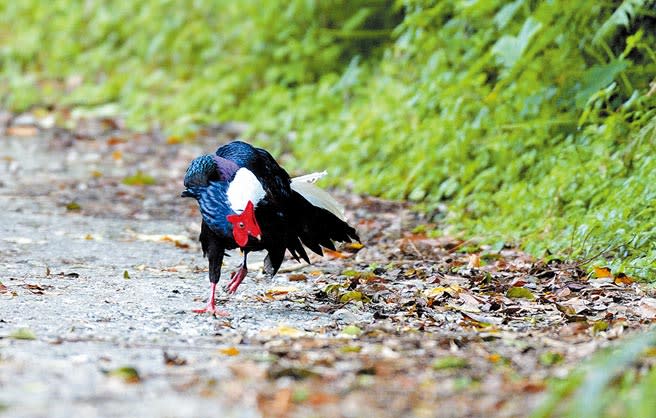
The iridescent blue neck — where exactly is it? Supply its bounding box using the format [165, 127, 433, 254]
[195, 182, 236, 238]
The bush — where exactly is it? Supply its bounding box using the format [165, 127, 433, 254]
[1, 0, 656, 275]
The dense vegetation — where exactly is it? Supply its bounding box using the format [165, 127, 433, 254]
[1, 0, 656, 275]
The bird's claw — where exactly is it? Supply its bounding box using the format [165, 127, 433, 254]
[193, 303, 230, 317]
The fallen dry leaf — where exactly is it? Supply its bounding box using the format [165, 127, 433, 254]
[163, 352, 188, 366]
[638, 298, 656, 319]
[24, 284, 52, 295]
[308, 392, 339, 406]
[594, 266, 612, 278]
[559, 297, 589, 315]
[265, 286, 299, 299]
[288, 274, 308, 282]
[7, 125, 39, 137]
[468, 253, 481, 268]
[111, 150, 123, 161]
[323, 249, 349, 259]
[134, 233, 192, 248]
[261, 326, 306, 339]
[260, 388, 293, 417]
[343, 242, 365, 252]
[218, 347, 240, 356]
[107, 136, 126, 146]
[614, 273, 633, 286]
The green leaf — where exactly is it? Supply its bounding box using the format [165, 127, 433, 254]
[9, 328, 36, 340]
[539, 351, 564, 367]
[291, 387, 310, 403]
[432, 356, 469, 370]
[492, 17, 542, 69]
[575, 60, 628, 108]
[323, 283, 343, 296]
[593, 0, 648, 44]
[342, 8, 372, 31]
[340, 291, 368, 303]
[592, 320, 609, 334]
[108, 366, 141, 383]
[66, 201, 81, 211]
[342, 325, 362, 336]
[506, 287, 535, 300]
[494, 0, 524, 29]
[122, 171, 156, 186]
[340, 344, 362, 353]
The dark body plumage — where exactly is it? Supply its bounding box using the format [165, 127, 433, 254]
[182, 141, 359, 312]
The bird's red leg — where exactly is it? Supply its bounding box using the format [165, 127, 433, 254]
[227, 265, 248, 294]
[193, 282, 229, 316]
[226, 252, 249, 294]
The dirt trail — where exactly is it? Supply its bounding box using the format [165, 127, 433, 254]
[0, 126, 652, 418]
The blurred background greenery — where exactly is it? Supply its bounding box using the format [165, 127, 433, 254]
[2, 0, 656, 277]
[2, 1, 656, 415]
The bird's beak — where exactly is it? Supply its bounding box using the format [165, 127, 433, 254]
[254, 234, 262, 241]
[181, 189, 193, 198]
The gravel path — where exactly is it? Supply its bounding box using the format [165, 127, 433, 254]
[0, 134, 357, 418]
[2, 128, 652, 418]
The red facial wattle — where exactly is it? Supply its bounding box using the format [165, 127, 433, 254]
[226, 201, 262, 247]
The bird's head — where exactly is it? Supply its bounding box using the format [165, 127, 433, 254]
[183, 155, 215, 188]
[226, 200, 262, 247]
[182, 154, 240, 198]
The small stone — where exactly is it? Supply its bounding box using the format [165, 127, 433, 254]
[332, 308, 358, 324]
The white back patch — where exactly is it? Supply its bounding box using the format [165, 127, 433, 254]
[227, 168, 266, 213]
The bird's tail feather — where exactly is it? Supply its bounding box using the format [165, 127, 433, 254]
[290, 191, 359, 257]
[289, 170, 359, 257]
[290, 174, 346, 221]
[291, 171, 327, 184]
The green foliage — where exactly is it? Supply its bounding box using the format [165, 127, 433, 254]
[2, 1, 656, 275]
[533, 330, 656, 418]
[0, 0, 400, 130]
[594, 0, 652, 44]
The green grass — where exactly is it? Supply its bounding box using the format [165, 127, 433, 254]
[533, 330, 656, 418]
[1, 0, 656, 276]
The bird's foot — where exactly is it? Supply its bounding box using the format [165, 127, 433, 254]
[193, 303, 230, 317]
[193, 282, 229, 316]
[226, 266, 248, 294]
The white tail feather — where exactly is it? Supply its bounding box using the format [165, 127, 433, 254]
[291, 171, 327, 184]
[291, 172, 346, 221]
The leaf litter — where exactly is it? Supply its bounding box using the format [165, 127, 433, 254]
[1, 110, 655, 417]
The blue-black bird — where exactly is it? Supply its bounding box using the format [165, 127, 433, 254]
[182, 141, 360, 315]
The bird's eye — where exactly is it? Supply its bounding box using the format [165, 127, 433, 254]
[238, 222, 245, 228]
